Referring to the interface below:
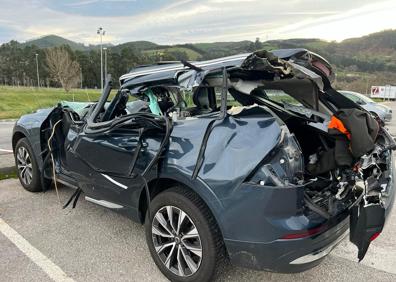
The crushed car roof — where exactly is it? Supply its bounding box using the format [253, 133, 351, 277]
[119, 48, 333, 87]
[119, 53, 249, 85]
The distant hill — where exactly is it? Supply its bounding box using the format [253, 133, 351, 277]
[189, 41, 254, 59]
[267, 30, 396, 53]
[12, 30, 396, 75]
[2, 30, 396, 92]
[266, 30, 396, 72]
[111, 40, 159, 52]
[22, 34, 112, 51]
[16, 30, 396, 66]
[339, 30, 396, 53]
[22, 35, 87, 50]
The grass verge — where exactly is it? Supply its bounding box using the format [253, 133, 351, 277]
[0, 86, 102, 119]
[0, 170, 17, 181]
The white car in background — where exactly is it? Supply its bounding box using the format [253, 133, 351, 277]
[339, 90, 392, 122]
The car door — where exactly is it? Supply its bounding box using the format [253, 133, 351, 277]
[65, 119, 164, 211]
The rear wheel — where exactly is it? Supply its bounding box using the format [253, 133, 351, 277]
[14, 138, 41, 192]
[145, 186, 224, 282]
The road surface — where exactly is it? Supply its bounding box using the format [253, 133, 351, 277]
[1, 103, 396, 281]
[0, 121, 14, 171]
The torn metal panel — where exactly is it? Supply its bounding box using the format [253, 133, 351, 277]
[289, 62, 324, 91]
[241, 50, 292, 75]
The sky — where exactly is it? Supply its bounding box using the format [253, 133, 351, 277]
[0, 0, 395, 45]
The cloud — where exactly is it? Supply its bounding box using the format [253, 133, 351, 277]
[272, 0, 396, 40]
[209, 0, 256, 3]
[0, 0, 395, 44]
[65, 0, 98, 7]
[279, 11, 338, 16]
[66, 0, 137, 6]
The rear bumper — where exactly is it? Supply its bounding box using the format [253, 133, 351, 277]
[219, 182, 351, 273]
[225, 216, 349, 272]
[222, 152, 394, 272]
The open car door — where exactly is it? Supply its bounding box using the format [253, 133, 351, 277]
[64, 80, 171, 216]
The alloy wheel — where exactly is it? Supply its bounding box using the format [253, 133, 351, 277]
[16, 146, 33, 185]
[152, 205, 203, 277]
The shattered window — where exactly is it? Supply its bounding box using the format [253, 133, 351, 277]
[214, 87, 243, 107]
[181, 89, 195, 107]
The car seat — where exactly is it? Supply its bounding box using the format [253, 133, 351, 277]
[190, 87, 217, 115]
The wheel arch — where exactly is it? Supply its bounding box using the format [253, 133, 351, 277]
[138, 175, 227, 253]
[12, 131, 27, 151]
[138, 176, 223, 223]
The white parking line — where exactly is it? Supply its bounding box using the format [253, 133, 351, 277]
[0, 218, 75, 282]
[0, 148, 13, 153]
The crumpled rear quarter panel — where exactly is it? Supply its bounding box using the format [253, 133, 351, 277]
[162, 114, 282, 238]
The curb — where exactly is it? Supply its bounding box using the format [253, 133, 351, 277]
[0, 166, 16, 174]
[0, 119, 17, 122]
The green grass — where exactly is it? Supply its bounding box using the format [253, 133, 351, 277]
[0, 170, 17, 180]
[143, 47, 202, 60]
[0, 86, 102, 119]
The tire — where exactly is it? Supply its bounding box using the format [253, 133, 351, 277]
[145, 186, 225, 282]
[14, 138, 42, 192]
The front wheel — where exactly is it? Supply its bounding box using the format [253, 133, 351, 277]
[14, 138, 41, 192]
[145, 187, 224, 282]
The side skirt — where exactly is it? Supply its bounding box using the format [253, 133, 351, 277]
[85, 196, 124, 209]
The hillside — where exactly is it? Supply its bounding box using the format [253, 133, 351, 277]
[339, 30, 396, 53]
[22, 35, 88, 50]
[22, 34, 112, 51]
[111, 40, 159, 52]
[267, 30, 396, 73]
[16, 30, 396, 71]
[2, 30, 396, 92]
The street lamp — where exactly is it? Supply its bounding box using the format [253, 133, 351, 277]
[97, 27, 106, 91]
[35, 53, 40, 88]
[103, 47, 108, 82]
[80, 67, 83, 89]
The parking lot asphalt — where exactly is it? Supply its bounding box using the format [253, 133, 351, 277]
[1, 103, 396, 282]
[0, 179, 395, 282]
[0, 121, 14, 172]
[0, 121, 13, 151]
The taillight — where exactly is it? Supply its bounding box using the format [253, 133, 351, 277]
[370, 232, 381, 242]
[280, 225, 326, 240]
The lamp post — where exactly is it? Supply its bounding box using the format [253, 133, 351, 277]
[35, 53, 40, 88]
[97, 27, 106, 91]
[103, 47, 108, 82]
[80, 67, 83, 89]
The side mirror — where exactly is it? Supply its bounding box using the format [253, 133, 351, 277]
[356, 100, 365, 105]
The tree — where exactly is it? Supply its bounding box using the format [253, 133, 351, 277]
[45, 47, 81, 91]
[167, 50, 189, 61]
[254, 37, 262, 50]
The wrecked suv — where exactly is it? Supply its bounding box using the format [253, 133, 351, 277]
[12, 49, 395, 282]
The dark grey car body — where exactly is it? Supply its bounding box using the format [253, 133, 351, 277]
[12, 49, 395, 274]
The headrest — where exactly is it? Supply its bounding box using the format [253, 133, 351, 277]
[193, 87, 216, 111]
